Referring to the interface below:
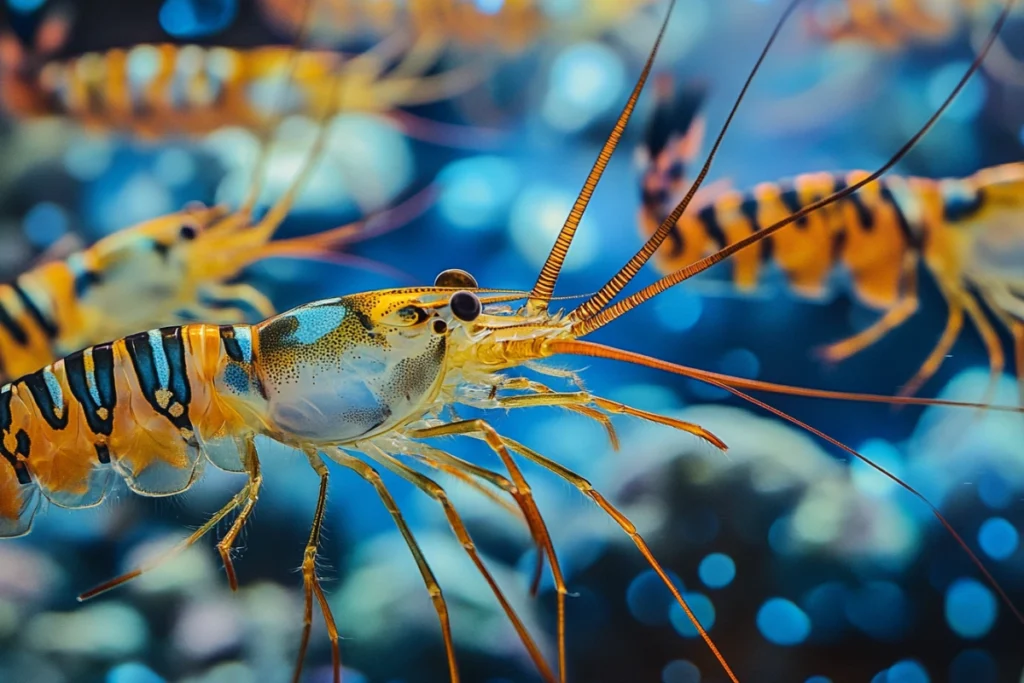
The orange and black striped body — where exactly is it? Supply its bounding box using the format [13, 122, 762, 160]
[2, 44, 354, 137]
[0, 323, 257, 537]
[642, 163, 1024, 311]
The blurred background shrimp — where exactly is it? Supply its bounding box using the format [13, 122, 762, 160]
[254, 0, 662, 55]
[0, 1, 1024, 683]
[0, 0, 434, 384]
[637, 97, 1024, 403]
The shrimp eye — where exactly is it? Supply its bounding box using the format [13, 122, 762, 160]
[449, 290, 481, 322]
[432, 319, 448, 335]
[179, 225, 197, 240]
[434, 268, 478, 289]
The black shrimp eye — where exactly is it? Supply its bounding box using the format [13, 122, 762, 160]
[449, 290, 481, 322]
[179, 225, 197, 240]
[432, 319, 448, 335]
[434, 268, 478, 289]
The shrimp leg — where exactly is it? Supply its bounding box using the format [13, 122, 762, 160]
[979, 288, 1024, 406]
[493, 388, 726, 450]
[402, 439, 548, 595]
[324, 448, 461, 683]
[498, 377, 619, 449]
[960, 290, 1005, 408]
[358, 443, 559, 683]
[401, 442, 526, 520]
[494, 433, 740, 683]
[899, 275, 965, 397]
[819, 252, 920, 362]
[79, 482, 247, 600]
[402, 441, 549, 595]
[294, 449, 341, 683]
[406, 420, 568, 683]
[216, 436, 263, 591]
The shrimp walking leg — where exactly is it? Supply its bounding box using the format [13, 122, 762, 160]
[493, 387, 726, 450]
[899, 277, 966, 397]
[78, 483, 248, 600]
[294, 449, 341, 683]
[403, 442, 549, 592]
[819, 254, 920, 362]
[402, 443, 524, 518]
[216, 436, 263, 591]
[324, 447, 461, 683]
[979, 290, 1024, 406]
[407, 419, 568, 683]
[358, 443, 558, 683]
[493, 434, 741, 683]
[498, 377, 619, 448]
[960, 290, 1006, 407]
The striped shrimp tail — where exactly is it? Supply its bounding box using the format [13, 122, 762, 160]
[0, 324, 256, 538]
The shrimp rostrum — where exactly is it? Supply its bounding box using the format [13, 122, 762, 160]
[2, 1, 1023, 682]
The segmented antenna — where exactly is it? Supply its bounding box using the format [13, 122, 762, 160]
[569, 0, 803, 324]
[525, 0, 677, 314]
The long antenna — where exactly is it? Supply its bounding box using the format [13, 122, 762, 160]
[524, 0, 677, 314]
[569, 0, 803, 323]
[571, 0, 1017, 336]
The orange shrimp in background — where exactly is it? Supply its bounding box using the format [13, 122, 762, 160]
[804, 0, 970, 49]
[255, 0, 661, 55]
[638, 72, 1024, 402]
[635, 74, 708, 228]
[0, 1, 491, 148]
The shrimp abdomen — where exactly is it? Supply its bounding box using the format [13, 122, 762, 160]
[0, 324, 254, 527]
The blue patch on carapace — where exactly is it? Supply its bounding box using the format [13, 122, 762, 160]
[291, 305, 347, 345]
